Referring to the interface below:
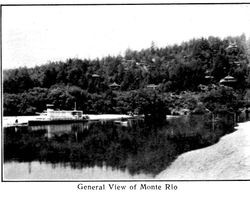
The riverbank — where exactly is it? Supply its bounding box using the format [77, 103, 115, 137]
[2, 114, 134, 127]
[156, 121, 250, 180]
[86, 114, 133, 121]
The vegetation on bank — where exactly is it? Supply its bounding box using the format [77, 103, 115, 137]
[3, 35, 250, 117]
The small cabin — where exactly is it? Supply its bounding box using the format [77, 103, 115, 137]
[219, 75, 237, 87]
[109, 82, 121, 90]
[226, 42, 239, 54]
[226, 42, 238, 50]
[146, 84, 159, 90]
[92, 74, 100, 78]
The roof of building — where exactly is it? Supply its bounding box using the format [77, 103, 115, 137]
[109, 82, 121, 87]
[92, 74, 100, 78]
[146, 84, 159, 88]
[205, 75, 214, 79]
[220, 75, 236, 83]
[224, 75, 236, 81]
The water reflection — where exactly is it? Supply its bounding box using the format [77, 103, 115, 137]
[4, 161, 152, 180]
[4, 114, 242, 179]
[29, 123, 89, 139]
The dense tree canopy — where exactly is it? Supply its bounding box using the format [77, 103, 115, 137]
[3, 35, 250, 116]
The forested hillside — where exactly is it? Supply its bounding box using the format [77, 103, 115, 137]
[3, 35, 250, 116]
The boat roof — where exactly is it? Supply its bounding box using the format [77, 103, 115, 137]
[47, 109, 83, 112]
[109, 82, 120, 87]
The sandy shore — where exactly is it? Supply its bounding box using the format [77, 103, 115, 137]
[86, 114, 132, 121]
[156, 121, 250, 180]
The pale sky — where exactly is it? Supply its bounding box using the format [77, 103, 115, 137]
[2, 4, 250, 69]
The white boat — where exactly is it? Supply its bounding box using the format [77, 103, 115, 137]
[28, 104, 88, 125]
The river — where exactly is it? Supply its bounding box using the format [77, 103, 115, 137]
[3, 113, 248, 180]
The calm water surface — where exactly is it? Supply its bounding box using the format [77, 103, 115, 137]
[4, 113, 245, 180]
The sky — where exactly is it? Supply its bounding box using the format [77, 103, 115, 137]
[2, 4, 250, 69]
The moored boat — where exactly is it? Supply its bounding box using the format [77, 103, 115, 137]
[28, 104, 89, 125]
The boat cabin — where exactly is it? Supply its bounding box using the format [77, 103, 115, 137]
[44, 104, 83, 120]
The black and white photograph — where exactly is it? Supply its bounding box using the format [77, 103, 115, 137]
[1, 2, 250, 182]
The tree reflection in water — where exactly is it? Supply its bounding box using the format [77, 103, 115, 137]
[4, 114, 235, 176]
